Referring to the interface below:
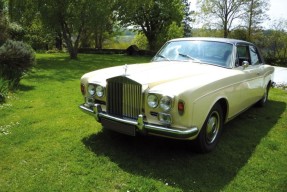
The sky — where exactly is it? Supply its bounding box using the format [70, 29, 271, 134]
[190, 0, 287, 28]
[267, 0, 287, 20]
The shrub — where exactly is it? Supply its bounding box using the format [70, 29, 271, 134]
[8, 22, 25, 41]
[0, 77, 8, 103]
[0, 10, 8, 46]
[132, 32, 148, 50]
[0, 40, 36, 89]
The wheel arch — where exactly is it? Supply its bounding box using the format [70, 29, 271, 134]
[216, 98, 229, 124]
[267, 80, 272, 88]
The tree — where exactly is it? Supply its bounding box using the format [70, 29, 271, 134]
[36, 0, 96, 59]
[37, 0, 117, 58]
[0, 0, 8, 45]
[182, 0, 194, 37]
[192, 28, 223, 37]
[0, 1, 36, 90]
[132, 32, 148, 50]
[8, 0, 37, 25]
[8, 0, 57, 50]
[197, 0, 247, 38]
[261, 19, 287, 66]
[244, 0, 269, 41]
[8, 0, 117, 55]
[166, 21, 184, 40]
[86, 0, 115, 49]
[116, 0, 184, 51]
[229, 28, 248, 40]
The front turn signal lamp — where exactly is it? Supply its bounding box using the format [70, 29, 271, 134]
[81, 84, 86, 95]
[178, 100, 185, 115]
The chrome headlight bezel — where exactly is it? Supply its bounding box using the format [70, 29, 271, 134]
[147, 94, 159, 108]
[87, 84, 96, 96]
[160, 96, 173, 111]
[87, 84, 105, 98]
[95, 85, 105, 98]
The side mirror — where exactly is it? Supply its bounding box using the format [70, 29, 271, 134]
[242, 61, 249, 69]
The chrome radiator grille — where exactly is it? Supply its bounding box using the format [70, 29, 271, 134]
[107, 76, 142, 119]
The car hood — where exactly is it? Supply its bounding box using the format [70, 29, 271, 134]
[81, 61, 234, 88]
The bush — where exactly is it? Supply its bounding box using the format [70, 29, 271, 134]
[0, 40, 36, 89]
[0, 77, 8, 103]
[132, 32, 148, 50]
[8, 22, 25, 41]
[0, 10, 8, 46]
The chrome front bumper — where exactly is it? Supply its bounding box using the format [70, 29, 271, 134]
[79, 104, 199, 139]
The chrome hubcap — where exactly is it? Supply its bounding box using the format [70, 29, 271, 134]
[206, 111, 220, 144]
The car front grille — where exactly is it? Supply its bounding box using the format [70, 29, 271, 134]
[107, 76, 142, 119]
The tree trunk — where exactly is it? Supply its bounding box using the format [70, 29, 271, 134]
[63, 35, 78, 59]
[145, 31, 157, 51]
[69, 48, 78, 59]
[247, 0, 254, 41]
[60, 20, 83, 59]
[55, 32, 63, 50]
[95, 32, 103, 49]
[223, 26, 228, 38]
[223, 18, 229, 38]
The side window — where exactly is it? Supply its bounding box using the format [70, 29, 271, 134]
[236, 45, 250, 66]
[249, 45, 260, 65]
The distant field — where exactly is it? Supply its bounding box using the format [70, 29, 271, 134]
[0, 53, 286, 192]
[103, 35, 135, 49]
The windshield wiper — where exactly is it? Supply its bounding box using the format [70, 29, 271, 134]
[178, 53, 201, 62]
[156, 54, 170, 61]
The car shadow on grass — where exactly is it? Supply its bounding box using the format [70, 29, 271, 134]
[82, 100, 286, 191]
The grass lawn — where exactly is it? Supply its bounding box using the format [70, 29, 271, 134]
[0, 53, 286, 192]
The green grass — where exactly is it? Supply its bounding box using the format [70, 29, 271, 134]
[0, 53, 286, 192]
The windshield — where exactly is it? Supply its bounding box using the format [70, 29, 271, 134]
[152, 40, 233, 67]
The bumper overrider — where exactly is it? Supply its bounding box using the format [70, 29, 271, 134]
[79, 104, 199, 139]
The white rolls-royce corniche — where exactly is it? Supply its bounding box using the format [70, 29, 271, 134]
[79, 37, 274, 152]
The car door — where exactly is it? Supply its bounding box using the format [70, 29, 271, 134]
[235, 44, 265, 110]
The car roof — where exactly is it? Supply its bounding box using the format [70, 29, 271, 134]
[169, 37, 253, 46]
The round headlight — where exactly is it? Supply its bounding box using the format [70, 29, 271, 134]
[95, 85, 104, 97]
[88, 84, 96, 96]
[160, 96, 172, 111]
[147, 94, 159, 108]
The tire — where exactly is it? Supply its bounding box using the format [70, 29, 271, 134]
[256, 84, 270, 107]
[195, 103, 223, 153]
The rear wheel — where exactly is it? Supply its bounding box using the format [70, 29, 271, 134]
[195, 103, 223, 153]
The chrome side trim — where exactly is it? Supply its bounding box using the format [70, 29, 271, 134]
[79, 104, 199, 139]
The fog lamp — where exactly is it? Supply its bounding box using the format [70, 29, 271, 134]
[158, 113, 172, 125]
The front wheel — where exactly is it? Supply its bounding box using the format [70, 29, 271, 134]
[195, 103, 223, 153]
